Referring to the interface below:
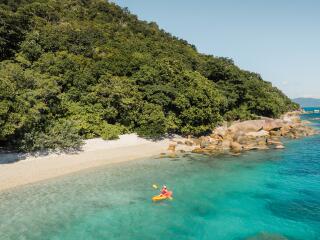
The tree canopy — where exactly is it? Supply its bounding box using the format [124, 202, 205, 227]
[0, 0, 299, 151]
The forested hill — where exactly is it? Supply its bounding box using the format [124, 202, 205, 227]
[0, 0, 298, 151]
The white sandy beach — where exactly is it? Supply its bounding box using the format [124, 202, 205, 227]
[0, 134, 172, 192]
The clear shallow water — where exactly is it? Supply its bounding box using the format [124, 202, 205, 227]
[0, 114, 319, 240]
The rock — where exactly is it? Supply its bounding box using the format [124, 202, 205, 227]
[257, 140, 267, 146]
[263, 119, 284, 131]
[168, 153, 177, 158]
[230, 141, 243, 152]
[232, 130, 245, 142]
[191, 138, 201, 146]
[203, 145, 221, 154]
[222, 130, 234, 141]
[237, 134, 267, 146]
[212, 126, 228, 138]
[284, 125, 317, 139]
[267, 139, 282, 145]
[228, 118, 289, 135]
[269, 130, 281, 137]
[192, 148, 207, 154]
[269, 135, 281, 141]
[245, 130, 269, 137]
[240, 132, 269, 150]
[168, 144, 176, 151]
[191, 147, 201, 153]
[243, 144, 269, 151]
[199, 141, 208, 148]
[187, 112, 317, 156]
[184, 140, 194, 146]
[199, 136, 212, 148]
[282, 111, 301, 123]
[228, 120, 265, 133]
[230, 152, 241, 156]
[221, 140, 231, 150]
[209, 135, 223, 145]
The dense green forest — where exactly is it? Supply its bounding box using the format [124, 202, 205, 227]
[0, 0, 298, 151]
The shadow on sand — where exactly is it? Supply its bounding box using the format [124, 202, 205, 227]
[0, 148, 82, 164]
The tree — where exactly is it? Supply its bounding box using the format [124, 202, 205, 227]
[0, 0, 299, 151]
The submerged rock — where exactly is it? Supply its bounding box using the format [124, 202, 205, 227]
[192, 148, 206, 154]
[245, 232, 288, 240]
[167, 153, 177, 158]
[243, 144, 269, 151]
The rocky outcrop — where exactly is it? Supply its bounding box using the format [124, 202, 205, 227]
[165, 111, 317, 157]
[228, 120, 265, 133]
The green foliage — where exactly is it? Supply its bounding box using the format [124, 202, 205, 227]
[224, 105, 258, 121]
[0, 0, 299, 151]
[100, 123, 126, 140]
[0, 6, 30, 60]
[136, 103, 167, 138]
[17, 119, 83, 152]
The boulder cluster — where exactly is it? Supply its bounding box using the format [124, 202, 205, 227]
[168, 112, 317, 156]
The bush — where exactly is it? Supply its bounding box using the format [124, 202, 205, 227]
[136, 103, 167, 138]
[100, 123, 126, 140]
[224, 105, 258, 121]
[18, 119, 83, 152]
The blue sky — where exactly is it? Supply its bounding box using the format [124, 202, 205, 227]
[112, 0, 320, 99]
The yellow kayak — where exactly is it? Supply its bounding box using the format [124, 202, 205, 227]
[152, 191, 173, 201]
[152, 194, 168, 201]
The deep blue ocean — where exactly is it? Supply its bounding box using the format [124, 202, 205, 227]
[0, 112, 319, 240]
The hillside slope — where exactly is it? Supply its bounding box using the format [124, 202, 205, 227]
[0, 0, 298, 151]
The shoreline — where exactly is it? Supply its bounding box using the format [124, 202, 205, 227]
[0, 134, 171, 192]
[0, 111, 317, 193]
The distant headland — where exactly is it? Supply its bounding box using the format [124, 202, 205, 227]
[293, 97, 320, 108]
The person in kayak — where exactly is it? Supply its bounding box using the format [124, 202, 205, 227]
[160, 185, 169, 195]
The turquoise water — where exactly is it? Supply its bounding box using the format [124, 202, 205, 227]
[0, 114, 319, 240]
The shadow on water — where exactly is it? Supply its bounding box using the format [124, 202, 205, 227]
[191, 202, 216, 219]
[265, 182, 280, 190]
[252, 192, 276, 201]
